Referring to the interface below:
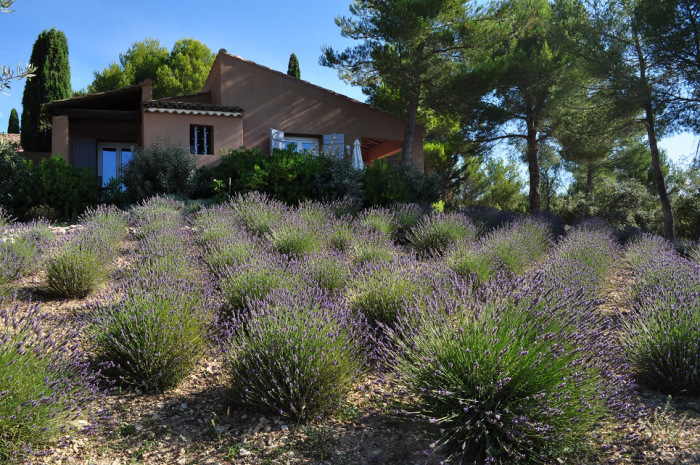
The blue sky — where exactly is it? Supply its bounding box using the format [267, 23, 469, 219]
[0, 0, 697, 166]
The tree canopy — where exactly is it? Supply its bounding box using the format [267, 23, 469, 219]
[321, 0, 469, 165]
[89, 38, 215, 99]
[7, 108, 19, 133]
[287, 53, 300, 79]
[20, 28, 71, 152]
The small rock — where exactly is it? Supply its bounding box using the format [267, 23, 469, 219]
[180, 403, 188, 410]
[239, 448, 251, 457]
[280, 424, 289, 432]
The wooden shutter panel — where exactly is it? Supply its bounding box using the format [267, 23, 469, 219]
[270, 128, 285, 154]
[72, 138, 97, 173]
[323, 133, 344, 158]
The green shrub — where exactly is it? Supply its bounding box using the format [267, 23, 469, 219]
[265, 147, 329, 204]
[0, 141, 32, 216]
[122, 137, 196, 203]
[362, 159, 411, 206]
[314, 154, 364, 201]
[362, 159, 443, 207]
[212, 147, 268, 197]
[555, 178, 661, 234]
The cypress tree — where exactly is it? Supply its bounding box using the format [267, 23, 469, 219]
[21, 28, 71, 152]
[287, 53, 300, 79]
[7, 108, 19, 133]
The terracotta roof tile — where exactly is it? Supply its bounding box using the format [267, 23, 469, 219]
[144, 100, 243, 114]
[0, 133, 21, 146]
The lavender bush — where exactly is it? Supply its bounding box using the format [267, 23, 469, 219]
[624, 233, 675, 271]
[389, 203, 424, 244]
[129, 196, 184, 238]
[0, 221, 53, 295]
[347, 260, 425, 328]
[217, 255, 296, 318]
[90, 277, 212, 392]
[689, 244, 700, 265]
[228, 192, 287, 236]
[267, 216, 323, 258]
[350, 230, 398, 265]
[356, 207, 396, 237]
[302, 252, 351, 294]
[385, 273, 612, 463]
[327, 220, 355, 253]
[622, 251, 700, 395]
[408, 212, 477, 256]
[550, 228, 621, 294]
[0, 301, 101, 461]
[446, 217, 551, 283]
[223, 288, 367, 422]
[45, 236, 108, 298]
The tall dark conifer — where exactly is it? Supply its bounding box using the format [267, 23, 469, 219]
[20, 28, 71, 152]
[7, 108, 19, 133]
[287, 53, 301, 79]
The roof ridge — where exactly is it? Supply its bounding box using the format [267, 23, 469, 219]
[216, 50, 411, 125]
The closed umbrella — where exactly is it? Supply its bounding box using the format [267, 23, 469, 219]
[352, 139, 364, 170]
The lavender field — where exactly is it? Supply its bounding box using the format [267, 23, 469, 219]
[0, 194, 698, 464]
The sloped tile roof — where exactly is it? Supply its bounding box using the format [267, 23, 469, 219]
[144, 100, 244, 116]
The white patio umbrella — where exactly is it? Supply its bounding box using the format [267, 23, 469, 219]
[352, 139, 364, 170]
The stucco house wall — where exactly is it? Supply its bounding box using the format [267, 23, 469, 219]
[203, 52, 424, 168]
[142, 111, 243, 169]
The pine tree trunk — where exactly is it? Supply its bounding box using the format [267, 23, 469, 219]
[645, 103, 675, 240]
[634, 34, 675, 240]
[402, 92, 420, 165]
[585, 162, 594, 198]
[526, 121, 541, 213]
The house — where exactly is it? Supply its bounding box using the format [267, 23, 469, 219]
[45, 49, 424, 188]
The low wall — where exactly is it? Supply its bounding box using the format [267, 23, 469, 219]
[21, 152, 53, 166]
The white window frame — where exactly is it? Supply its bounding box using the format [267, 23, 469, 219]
[284, 135, 319, 155]
[97, 142, 135, 188]
[190, 125, 213, 155]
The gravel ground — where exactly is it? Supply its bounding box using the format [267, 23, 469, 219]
[5, 228, 699, 465]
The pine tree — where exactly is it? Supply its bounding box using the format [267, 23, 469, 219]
[7, 108, 19, 133]
[20, 28, 71, 152]
[287, 53, 300, 79]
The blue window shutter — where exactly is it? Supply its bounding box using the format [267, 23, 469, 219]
[270, 128, 285, 154]
[323, 133, 344, 158]
[73, 138, 97, 172]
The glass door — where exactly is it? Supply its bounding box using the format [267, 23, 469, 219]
[98, 143, 135, 188]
